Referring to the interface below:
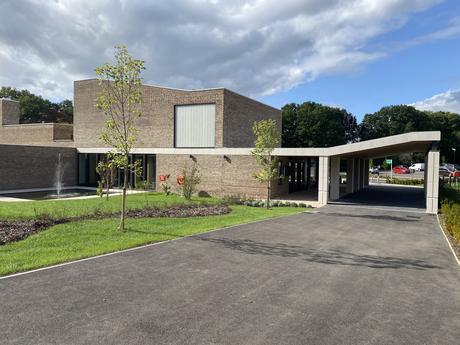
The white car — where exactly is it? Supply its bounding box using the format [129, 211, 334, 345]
[409, 163, 424, 172]
[369, 166, 380, 174]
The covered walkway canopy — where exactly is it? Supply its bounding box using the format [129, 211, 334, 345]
[304, 131, 440, 214]
[79, 131, 441, 213]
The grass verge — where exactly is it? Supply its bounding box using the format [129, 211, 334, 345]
[0, 205, 304, 277]
[439, 183, 460, 256]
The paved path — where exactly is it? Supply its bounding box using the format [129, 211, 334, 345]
[1, 206, 459, 345]
[335, 183, 426, 212]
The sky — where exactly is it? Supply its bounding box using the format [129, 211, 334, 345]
[0, 0, 459, 120]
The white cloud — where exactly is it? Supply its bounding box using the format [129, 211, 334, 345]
[411, 90, 460, 114]
[0, 0, 452, 101]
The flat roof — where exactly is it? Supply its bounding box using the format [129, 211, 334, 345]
[77, 131, 440, 158]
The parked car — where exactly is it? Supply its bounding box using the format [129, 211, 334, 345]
[441, 163, 460, 177]
[393, 165, 410, 174]
[369, 166, 380, 174]
[409, 163, 424, 172]
[439, 167, 451, 177]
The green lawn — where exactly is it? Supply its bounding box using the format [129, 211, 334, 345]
[0, 192, 219, 220]
[0, 205, 304, 276]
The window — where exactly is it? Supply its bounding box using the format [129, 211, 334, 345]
[175, 104, 216, 147]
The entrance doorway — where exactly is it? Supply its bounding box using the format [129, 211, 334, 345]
[287, 157, 318, 194]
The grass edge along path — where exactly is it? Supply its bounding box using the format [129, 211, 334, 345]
[0, 205, 305, 277]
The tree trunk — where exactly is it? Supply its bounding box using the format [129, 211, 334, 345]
[267, 180, 271, 209]
[106, 170, 110, 200]
[120, 163, 128, 231]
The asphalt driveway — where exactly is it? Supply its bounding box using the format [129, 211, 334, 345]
[1, 205, 459, 345]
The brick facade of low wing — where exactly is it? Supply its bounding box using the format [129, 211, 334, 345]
[156, 154, 289, 199]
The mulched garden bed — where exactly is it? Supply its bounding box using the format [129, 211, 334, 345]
[0, 220, 56, 245]
[126, 204, 230, 218]
[0, 204, 230, 245]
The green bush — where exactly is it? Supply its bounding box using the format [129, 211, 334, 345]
[441, 202, 460, 243]
[385, 177, 424, 185]
[298, 202, 307, 208]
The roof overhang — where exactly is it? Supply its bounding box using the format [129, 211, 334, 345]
[77, 131, 441, 158]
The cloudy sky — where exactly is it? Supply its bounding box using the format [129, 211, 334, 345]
[0, 0, 459, 119]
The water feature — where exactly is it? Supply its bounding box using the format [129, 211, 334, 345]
[54, 153, 64, 198]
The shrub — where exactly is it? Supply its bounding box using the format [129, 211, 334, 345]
[385, 177, 424, 186]
[298, 202, 307, 208]
[159, 174, 172, 196]
[181, 163, 201, 200]
[441, 202, 460, 243]
[222, 195, 244, 205]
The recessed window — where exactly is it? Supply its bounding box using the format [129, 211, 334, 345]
[175, 104, 216, 147]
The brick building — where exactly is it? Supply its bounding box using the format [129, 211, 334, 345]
[0, 80, 441, 213]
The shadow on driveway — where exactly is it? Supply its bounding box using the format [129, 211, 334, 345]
[198, 237, 440, 270]
[322, 211, 422, 222]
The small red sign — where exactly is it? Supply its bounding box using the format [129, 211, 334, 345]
[176, 175, 185, 186]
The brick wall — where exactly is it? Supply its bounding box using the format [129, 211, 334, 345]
[0, 145, 77, 191]
[223, 90, 282, 147]
[73, 79, 281, 149]
[156, 154, 289, 199]
[74, 79, 225, 148]
[0, 124, 74, 147]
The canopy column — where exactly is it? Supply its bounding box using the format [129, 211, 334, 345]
[330, 156, 341, 201]
[318, 156, 330, 205]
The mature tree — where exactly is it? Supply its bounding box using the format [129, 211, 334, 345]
[251, 119, 280, 208]
[95, 45, 145, 231]
[359, 105, 431, 140]
[428, 111, 460, 164]
[360, 105, 460, 163]
[282, 102, 358, 147]
[0, 86, 73, 123]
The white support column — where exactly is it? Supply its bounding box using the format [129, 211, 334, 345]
[353, 158, 360, 192]
[364, 159, 370, 187]
[346, 158, 354, 194]
[330, 156, 341, 201]
[426, 150, 440, 214]
[318, 156, 330, 206]
[424, 154, 428, 199]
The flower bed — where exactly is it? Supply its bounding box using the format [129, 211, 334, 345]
[0, 204, 230, 245]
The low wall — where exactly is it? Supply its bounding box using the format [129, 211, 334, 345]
[0, 123, 74, 147]
[0, 145, 77, 191]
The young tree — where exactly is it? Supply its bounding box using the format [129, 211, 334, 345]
[96, 153, 116, 200]
[95, 45, 145, 231]
[251, 119, 280, 208]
